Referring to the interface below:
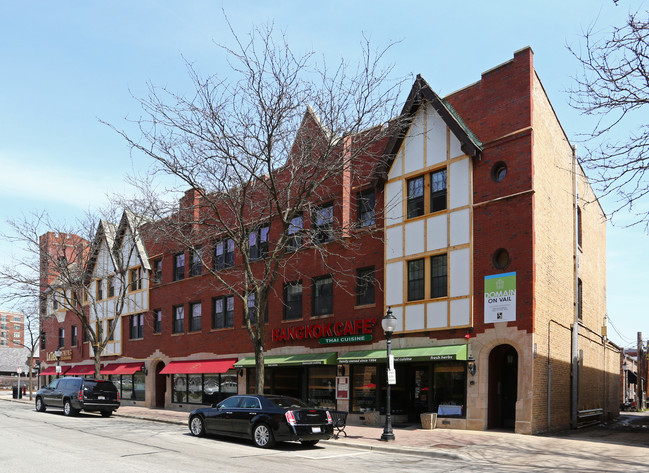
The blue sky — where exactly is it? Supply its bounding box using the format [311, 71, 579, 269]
[0, 0, 646, 348]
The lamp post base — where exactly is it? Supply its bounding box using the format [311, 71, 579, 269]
[380, 431, 395, 441]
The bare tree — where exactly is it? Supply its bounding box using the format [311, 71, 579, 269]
[0, 210, 149, 377]
[568, 8, 649, 228]
[109, 23, 404, 393]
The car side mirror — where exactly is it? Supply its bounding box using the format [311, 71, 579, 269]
[211, 403, 218, 408]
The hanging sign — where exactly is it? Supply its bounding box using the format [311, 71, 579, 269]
[484, 272, 516, 323]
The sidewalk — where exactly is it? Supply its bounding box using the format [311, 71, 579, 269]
[3, 389, 649, 467]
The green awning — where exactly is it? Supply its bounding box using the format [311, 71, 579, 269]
[234, 352, 338, 368]
[338, 345, 468, 364]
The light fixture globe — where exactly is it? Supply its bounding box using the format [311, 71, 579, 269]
[381, 307, 397, 334]
[54, 348, 62, 360]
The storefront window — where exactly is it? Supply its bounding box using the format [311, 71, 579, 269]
[351, 365, 377, 412]
[188, 374, 203, 404]
[203, 375, 220, 405]
[122, 375, 133, 401]
[221, 373, 238, 396]
[307, 366, 336, 409]
[172, 375, 187, 403]
[433, 362, 466, 416]
[133, 372, 145, 401]
[247, 368, 272, 394]
[111, 376, 121, 396]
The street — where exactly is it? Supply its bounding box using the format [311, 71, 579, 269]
[0, 401, 456, 473]
[2, 400, 649, 472]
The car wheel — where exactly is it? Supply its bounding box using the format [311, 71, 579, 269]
[253, 423, 275, 448]
[100, 410, 112, 418]
[63, 400, 78, 416]
[300, 440, 319, 447]
[189, 415, 205, 437]
[35, 397, 46, 412]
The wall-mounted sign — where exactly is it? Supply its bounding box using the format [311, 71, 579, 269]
[484, 272, 516, 323]
[272, 317, 377, 342]
[46, 349, 72, 362]
[336, 376, 349, 400]
[319, 334, 372, 345]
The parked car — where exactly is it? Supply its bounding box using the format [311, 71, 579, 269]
[35, 377, 120, 417]
[188, 394, 333, 448]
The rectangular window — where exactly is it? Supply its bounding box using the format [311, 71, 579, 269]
[431, 254, 448, 298]
[58, 328, 65, 348]
[52, 293, 59, 310]
[130, 314, 143, 339]
[313, 276, 333, 316]
[313, 204, 334, 244]
[249, 226, 269, 260]
[577, 206, 583, 248]
[107, 319, 115, 341]
[153, 309, 162, 333]
[407, 259, 425, 301]
[96, 280, 103, 301]
[173, 305, 184, 334]
[430, 169, 447, 212]
[212, 296, 234, 329]
[287, 215, 303, 252]
[189, 302, 202, 332]
[130, 267, 142, 291]
[284, 281, 303, 320]
[153, 259, 162, 283]
[174, 253, 185, 281]
[356, 267, 375, 306]
[108, 276, 115, 298]
[407, 176, 425, 218]
[357, 190, 376, 227]
[247, 292, 269, 324]
[189, 248, 202, 277]
[71, 326, 78, 346]
[214, 238, 234, 270]
[577, 278, 583, 320]
[40, 331, 46, 350]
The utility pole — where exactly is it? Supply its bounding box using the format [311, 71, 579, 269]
[638, 332, 645, 409]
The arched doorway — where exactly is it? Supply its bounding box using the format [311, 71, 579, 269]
[155, 361, 166, 408]
[488, 344, 518, 430]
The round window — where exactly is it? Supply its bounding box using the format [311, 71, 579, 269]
[491, 162, 507, 182]
[493, 248, 510, 269]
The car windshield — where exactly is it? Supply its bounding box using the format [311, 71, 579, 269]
[270, 397, 309, 409]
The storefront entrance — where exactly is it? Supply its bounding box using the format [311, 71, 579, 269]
[155, 361, 166, 408]
[488, 344, 518, 430]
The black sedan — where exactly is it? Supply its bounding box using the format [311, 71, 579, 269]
[188, 394, 333, 448]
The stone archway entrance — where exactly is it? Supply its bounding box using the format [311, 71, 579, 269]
[154, 361, 166, 408]
[488, 344, 518, 430]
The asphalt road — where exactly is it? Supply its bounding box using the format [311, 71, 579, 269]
[0, 401, 464, 473]
[3, 400, 649, 473]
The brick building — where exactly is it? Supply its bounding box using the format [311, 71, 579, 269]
[0, 310, 23, 348]
[38, 48, 618, 434]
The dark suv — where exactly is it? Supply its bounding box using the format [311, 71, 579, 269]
[35, 377, 120, 417]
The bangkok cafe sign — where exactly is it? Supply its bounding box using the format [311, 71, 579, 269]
[272, 317, 377, 344]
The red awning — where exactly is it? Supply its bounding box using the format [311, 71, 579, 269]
[39, 366, 70, 376]
[101, 362, 144, 375]
[159, 358, 237, 375]
[65, 364, 99, 376]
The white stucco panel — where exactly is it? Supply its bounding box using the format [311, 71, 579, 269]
[449, 132, 464, 159]
[425, 106, 447, 167]
[405, 304, 425, 331]
[450, 248, 471, 297]
[403, 108, 425, 175]
[386, 226, 403, 260]
[450, 298, 471, 326]
[449, 158, 471, 209]
[450, 208, 470, 246]
[385, 180, 403, 225]
[385, 262, 403, 307]
[427, 300, 448, 329]
[404, 219, 425, 256]
[388, 148, 403, 179]
[426, 214, 447, 251]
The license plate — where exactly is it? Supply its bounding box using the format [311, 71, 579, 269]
[98, 396, 105, 400]
[311, 427, 321, 433]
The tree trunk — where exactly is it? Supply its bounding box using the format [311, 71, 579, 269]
[254, 343, 264, 395]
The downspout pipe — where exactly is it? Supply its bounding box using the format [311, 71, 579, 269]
[571, 144, 580, 429]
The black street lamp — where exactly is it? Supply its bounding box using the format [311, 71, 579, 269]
[54, 348, 62, 379]
[380, 307, 397, 441]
